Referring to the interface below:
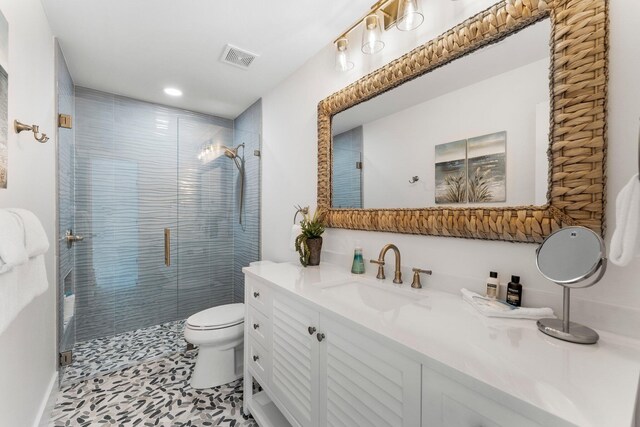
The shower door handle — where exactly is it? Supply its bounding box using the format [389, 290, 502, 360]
[164, 228, 171, 267]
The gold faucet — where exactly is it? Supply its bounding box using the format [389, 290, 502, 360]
[370, 244, 403, 284]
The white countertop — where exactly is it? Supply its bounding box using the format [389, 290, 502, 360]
[243, 261, 640, 427]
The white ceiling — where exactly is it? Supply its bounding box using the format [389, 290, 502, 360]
[41, 0, 371, 119]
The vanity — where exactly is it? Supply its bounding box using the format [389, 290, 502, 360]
[243, 262, 640, 427]
[242, 0, 630, 425]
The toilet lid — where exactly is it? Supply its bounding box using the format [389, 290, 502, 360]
[187, 303, 245, 329]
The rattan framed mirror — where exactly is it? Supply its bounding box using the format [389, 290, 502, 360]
[317, 0, 607, 243]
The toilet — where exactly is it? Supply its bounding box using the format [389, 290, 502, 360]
[184, 303, 245, 389]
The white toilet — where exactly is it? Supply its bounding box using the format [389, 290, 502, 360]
[184, 303, 245, 389]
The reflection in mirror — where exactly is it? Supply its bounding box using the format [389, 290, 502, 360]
[331, 19, 551, 209]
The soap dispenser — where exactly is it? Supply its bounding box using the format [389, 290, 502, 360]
[351, 243, 365, 274]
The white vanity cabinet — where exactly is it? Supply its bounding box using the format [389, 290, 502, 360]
[243, 264, 635, 427]
[271, 294, 320, 427]
[318, 316, 421, 427]
[422, 366, 542, 427]
[244, 276, 421, 427]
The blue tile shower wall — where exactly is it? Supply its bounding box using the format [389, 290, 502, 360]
[177, 117, 235, 317]
[74, 87, 237, 341]
[232, 99, 262, 302]
[56, 42, 75, 364]
[332, 127, 363, 208]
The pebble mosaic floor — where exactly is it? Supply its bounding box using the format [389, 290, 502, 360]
[62, 320, 187, 386]
[50, 351, 257, 427]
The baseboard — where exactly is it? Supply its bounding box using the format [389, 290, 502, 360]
[34, 371, 58, 427]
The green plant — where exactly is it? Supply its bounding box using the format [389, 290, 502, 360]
[295, 208, 325, 267]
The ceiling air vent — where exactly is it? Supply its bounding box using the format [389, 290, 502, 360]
[220, 44, 258, 70]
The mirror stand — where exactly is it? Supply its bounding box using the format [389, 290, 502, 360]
[537, 287, 600, 345]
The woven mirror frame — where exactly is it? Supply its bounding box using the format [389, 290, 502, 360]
[317, 0, 607, 243]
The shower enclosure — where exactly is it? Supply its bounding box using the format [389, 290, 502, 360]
[56, 85, 261, 385]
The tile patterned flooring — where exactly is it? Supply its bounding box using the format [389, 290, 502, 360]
[50, 351, 257, 427]
[62, 320, 187, 386]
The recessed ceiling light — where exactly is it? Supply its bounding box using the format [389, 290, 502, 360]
[163, 87, 182, 97]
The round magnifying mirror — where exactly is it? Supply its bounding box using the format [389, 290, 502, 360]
[536, 226, 606, 288]
[535, 226, 607, 345]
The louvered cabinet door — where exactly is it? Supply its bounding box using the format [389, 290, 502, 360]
[271, 294, 320, 427]
[318, 316, 421, 427]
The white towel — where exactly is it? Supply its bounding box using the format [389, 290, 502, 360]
[610, 174, 640, 266]
[0, 210, 29, 274]
[0, 254, 49, 335]
[7, 208, 50, 258]
[290, 224, 302, 252]
[461, 288, 555, 320]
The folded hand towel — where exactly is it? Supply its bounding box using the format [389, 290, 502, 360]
[461, 288, 555, 320]
[7, 208, 49, 258]
[290, 224, 302, 252]
[0, 210, 29, 274]
[610, 174, 640, 266]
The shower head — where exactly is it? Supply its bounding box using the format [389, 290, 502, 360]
[223, 146, 238, 159]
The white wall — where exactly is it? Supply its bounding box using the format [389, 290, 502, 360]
[262, 0, 640, 339]
[361, 58, 548, 208]
[0, 0, 57, 425]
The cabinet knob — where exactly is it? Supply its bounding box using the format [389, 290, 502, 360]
[308, 326, 317, 335]
[316, 332, 326, 342]
[253, 291, 260, 298]
[253, 323, 259, 330]
[253, 355, 259, 362]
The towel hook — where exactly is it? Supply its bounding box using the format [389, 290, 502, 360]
[293, 205, 309, 224]
[14, 120, 49, 143]
[409, 176, 419, 184]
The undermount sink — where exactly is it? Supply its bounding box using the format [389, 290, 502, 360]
[318, 278, 426, 312]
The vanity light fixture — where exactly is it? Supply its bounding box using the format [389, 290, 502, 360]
[396, 0, 424, 31]
[163, 87, 183, 97]
[332, 0, 424, 69]
[361, 14, 385, 54]
[335, 38, 354, 71]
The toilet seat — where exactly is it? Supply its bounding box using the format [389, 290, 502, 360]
[186, 303, 244, 331]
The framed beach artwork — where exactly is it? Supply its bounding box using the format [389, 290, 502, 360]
[435, 139, 467, 204]
[467, 132, 507, 203]
[435, 132, 507, 204]
[0, 10, 7, 189]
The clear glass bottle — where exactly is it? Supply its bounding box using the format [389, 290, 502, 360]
[351, 246, 365, 274]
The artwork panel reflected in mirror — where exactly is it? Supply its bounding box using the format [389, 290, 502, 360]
[331, 19, 551, 209]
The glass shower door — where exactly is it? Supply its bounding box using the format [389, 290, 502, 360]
[72, 89, 179, 379]
[176, 116, 235, 319]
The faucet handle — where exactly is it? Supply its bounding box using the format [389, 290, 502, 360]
[370, 259, 386, 280]
[411, 268, 432, 289]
